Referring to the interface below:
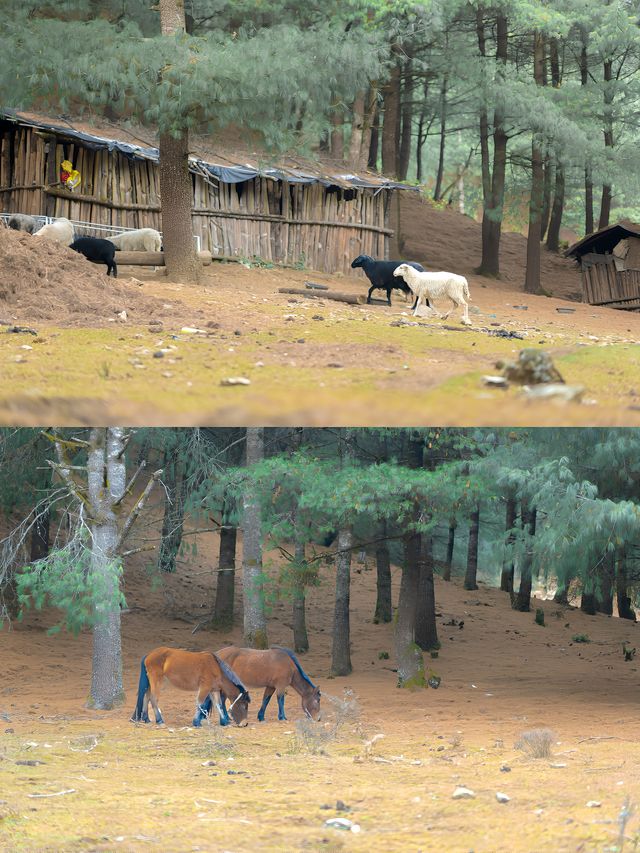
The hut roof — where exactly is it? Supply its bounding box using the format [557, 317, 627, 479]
[1, 109, 418, 192]
[565, 221, 640, 261]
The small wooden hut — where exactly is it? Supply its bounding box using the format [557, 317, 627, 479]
[565, 222, 640, 310]
[0, 111, 417, 275]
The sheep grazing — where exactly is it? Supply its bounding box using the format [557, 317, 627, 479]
[351, 254, 428, 309]
[70, 236, 118, 277]
[393, 263, 472, 326]
[109, 228, 162, 253]
[8, 213, 39, 234]
[32, 217, 75, 246]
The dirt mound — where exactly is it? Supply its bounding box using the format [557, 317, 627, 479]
[0, 226, 166, 326]
[390, 193, 583, 301]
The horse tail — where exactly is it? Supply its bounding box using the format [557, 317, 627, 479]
[213, 653, 249, 697]
[131, 655, 150, 721]
[272, 646, 316, 688]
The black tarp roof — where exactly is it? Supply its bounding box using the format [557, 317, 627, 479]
[565, 221, 640, 260]
[2, 110, 417, 192]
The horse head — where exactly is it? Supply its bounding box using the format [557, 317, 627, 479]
[303, 686, 322, 722]
[228, 688, 251, 727]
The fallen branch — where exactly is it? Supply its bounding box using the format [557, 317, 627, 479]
[28, 789, 76, 798]
[278, 287, 365, 305]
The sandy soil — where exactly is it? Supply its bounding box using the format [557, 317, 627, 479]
[1, 527, 639, 852]
[2, 209, 640, 426]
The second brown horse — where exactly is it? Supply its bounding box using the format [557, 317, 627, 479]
[212, 646, 321, 722]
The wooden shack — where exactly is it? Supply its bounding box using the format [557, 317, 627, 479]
[0, 111, 416, 275]
[565, 222, 640, 311]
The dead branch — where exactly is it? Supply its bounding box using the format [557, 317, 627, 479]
[116, 468, 163, 553]
[114, 459, 147, 507]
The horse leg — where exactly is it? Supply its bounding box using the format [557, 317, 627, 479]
[276, 692, 287, 721]
[146, 674, 164, 725]
[141, 689, 150, 723]
[218, 691, 231, 725]
[210, 689, 229, 727]
[257, 686, 275, 722]
[193, 684, 215, 727]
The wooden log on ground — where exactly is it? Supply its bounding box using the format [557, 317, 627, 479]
[115, 250, 213, 267]
[278, 287, 365, 304]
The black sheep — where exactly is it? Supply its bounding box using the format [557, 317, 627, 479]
[70, 236, 118, 278]
[350, 254, 428, 308]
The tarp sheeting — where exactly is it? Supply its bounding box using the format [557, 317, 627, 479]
[1, 110, 417, 192]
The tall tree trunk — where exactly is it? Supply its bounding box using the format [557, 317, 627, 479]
[157, 453, 187, 573]
[331, 526, 353, 675]
[347, 92, 366, 171]
[512, 502, 536, 612]
[524, 31, 545, 295]
[368, 103, 380, 170]
[330, 107, 344, 161]
[580, 31, 594, 235]
[540, 157, 552, 241]
[87, 428, 126, 710]
[381, 62, 401, 177]
[442, 520, 456, 581]
[415, 533, 439, 651]
[292, 540, 309, 653]
[595, 549, 614, 615]
[374, 520, 392, 623]
[213, 504, 236, 629]
[433, 76, 448, 200]
[616, 547, 636, 620]
[580, 580, 597, 615]
[546, 162, 565, 252]
[331, 429, 354, 676]
[360, 86, 377, 172]
[395, 432, 426, 688]
[242, 428, 268, 648]
[30, 507, 50, 563]
[598, 59, 614, 230]
[463, 505, 480, 590]
[477, 12, 508, 277]
[158, 1, 199, 284]
[500, 496, 517, 592]
[397, 58, 413, 181]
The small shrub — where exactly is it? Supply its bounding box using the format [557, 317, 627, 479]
[378, 651, 389, 660]
[515, 728, 555, 759]
[292, 690, 362, 755]
[622, 644, 636, 662]
[189, 724, 237, 760]
[572, 633, 591, 643]
[534, 608, 545, 627]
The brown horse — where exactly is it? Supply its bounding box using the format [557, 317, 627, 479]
[130, 646, 250, 727]
[214, 646, 321, 722]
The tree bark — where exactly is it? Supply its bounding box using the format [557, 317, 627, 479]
[213, 509, 236, 629]
[395, 432, 426, 688]
[330, 108, 345, 162]
[580, 31, 594, 235]
[476, 12, 508, 277]
[292, 540, 309, 654]
[242, 428, 268, 648]
[442, 521, 455, 581]
[374, 520, 392, 623]
[415, 533, 439, 651]
[381, 62, 401, 177]
[540, 157, 552, 241]
[512, 502, 536, 612]
[157, 452, 187, 573]
[524, 31, 545, 296]
[595, 549, 614, 615]
[348, 93, 366, 170]
[500, 496, 517, 593]
[397, 58, 413, 181]
[616, 547, 636, 621]
[30, 507, 50, 563]
[546, 162, 565, 252]
[331, 525, 353, 675]
[433, 76, 448, 200]
[463, 505, 480, 590]
[159, 0, 199, 284]
[87, 428, 126, 710]
[368, 103, 380, 170]
[598, 59, 614, 230]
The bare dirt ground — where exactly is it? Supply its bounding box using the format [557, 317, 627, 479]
[2, 529, 640, 852]
[2, 216, 640, 427]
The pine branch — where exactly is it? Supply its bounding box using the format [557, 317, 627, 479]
[115, 468, 163, 553]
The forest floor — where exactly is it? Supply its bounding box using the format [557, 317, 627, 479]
[2, 529, 640, 852]
[1, 224, 640, 427]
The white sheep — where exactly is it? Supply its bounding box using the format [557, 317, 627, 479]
[109, 228, 162, 253]
[32, 217, 75, 246]
[393, 263, 472, 326]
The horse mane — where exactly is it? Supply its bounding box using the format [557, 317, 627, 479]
[213, 653, 248, 694]
[272, 645, 316, 689]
